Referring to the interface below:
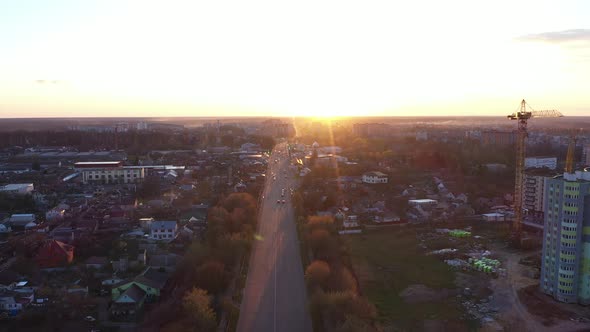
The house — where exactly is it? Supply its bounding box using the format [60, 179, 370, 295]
[0, 224, 11, 233]
[408, 199, 438, 207]
[0, 183, 34, 195]
[148, 254, 180, 270]
[35, 240, 74, 268]
[7, 214, 36, 230]
[85, 256, 109, 270]
[139, 218, 154, 232]
[179, 184, 195, 191]
[362, 171, 388, 184]
[181, 204, 209, 224]
[110, 284, 147, 319]
[0, 296, 23, 316]
[150, 221, 177, 241]
[45, 208, 65, 222]
[343, 216, 360, 228]
[111, 267, 169, 302]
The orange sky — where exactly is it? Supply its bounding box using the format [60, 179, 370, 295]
[1, 1, 589, 117]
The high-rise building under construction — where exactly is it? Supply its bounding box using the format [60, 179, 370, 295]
[540, 170, 590, 303]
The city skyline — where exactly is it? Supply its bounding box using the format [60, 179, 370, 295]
[1, 0, 589, 118]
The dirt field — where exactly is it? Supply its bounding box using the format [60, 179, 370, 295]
[488, 242, 590, 332]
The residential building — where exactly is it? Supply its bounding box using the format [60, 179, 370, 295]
[482, 213, 505, 222]
[584, 144, 590, 166]
[111, 267, 169, 302]
[0, 183, 34, 195]
[362, 171, 388, 184]
[408, 199, 438, 207]
[149, 221, 177, 241]
[480, 130, 516, 145]
[85, 256, 109, 270]
[35, 240, 74, 268]
[0, 296, 22, 316]
[540, 170, 590, 304]
[110, 284, 147, 319]
[525, 157, 558, 170]
[74, 161, 145, 184]
[7, 214, 36, 230]
[523, 169, 555, 222]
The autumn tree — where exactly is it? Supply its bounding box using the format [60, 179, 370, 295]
[194, 260, 228, 294]
[182, 288, 217, 332]
[305, 260, 331, 288]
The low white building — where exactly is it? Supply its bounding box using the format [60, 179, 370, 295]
[8, 214, 36, 229]
[0, 183, 34, 195]
[525, 157, 557, 170]
[482, 213, 505, 222]
[362, 171, 388, 184]
[408, 199, 438, 207]
[74, 161, 145, 184]
[150, 221, 178, 241]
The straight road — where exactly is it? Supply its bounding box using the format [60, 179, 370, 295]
[237, 143, 312, 332]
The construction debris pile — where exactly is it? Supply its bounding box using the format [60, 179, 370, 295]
[469, 258, 500, 274]
[449, 229, 471, 238]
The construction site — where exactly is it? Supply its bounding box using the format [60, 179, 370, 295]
[342, 99, 590, 331]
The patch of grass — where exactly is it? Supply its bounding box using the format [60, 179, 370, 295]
[344, 229, 468, 331]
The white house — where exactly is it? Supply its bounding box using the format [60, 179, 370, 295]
[482, 213, 505, 222]
[0, 183, 34, 195]
[362, 171, 388, 184]
[150, 221, 178, 241]
[408, 199, 438, 207]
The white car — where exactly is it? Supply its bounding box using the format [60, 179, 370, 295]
[281, 199, 286, 204]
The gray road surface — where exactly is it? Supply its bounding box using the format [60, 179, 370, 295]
[236, 143, 312, 332]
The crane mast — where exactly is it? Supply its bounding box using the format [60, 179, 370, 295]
[508, 99, 562, 244]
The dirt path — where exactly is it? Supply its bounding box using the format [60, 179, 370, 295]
[490, 246, 590, 332]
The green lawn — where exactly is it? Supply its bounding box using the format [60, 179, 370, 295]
[344, 229, 473, 331]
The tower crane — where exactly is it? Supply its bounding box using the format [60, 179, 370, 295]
[508, 99, 563, 242]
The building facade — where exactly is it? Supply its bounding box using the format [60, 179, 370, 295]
[540, 171, 590, 304]
[75, 162, 144, 184]
[362, 171, 388, 184]
[0, 183, 34, 195]
[150, 221, 177, 241]
[525, 157, 558, 170]
[584, 144, 590, 166]
[523, 170, 554, 221]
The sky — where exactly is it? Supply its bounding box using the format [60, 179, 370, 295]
[0, 0, 589, 118]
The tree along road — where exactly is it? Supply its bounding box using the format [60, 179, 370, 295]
[237, 144, 312, 332]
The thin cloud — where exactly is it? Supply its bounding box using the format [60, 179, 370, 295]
[518, 29, 590, 43]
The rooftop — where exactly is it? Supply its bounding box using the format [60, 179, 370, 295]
[1, 183, 33, 190]
[151, 221, 177, 229]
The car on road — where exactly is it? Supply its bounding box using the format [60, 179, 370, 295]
[84, 316, 96, 322]
[281, 199, 286, 204]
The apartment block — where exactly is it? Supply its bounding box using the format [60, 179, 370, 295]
[540, 170, 590, 304]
